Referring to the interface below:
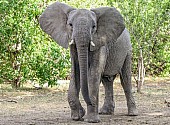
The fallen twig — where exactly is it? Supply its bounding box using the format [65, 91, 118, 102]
[0, 99, 18, 103]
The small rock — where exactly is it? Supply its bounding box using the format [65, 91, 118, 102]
[165, 99, 170, 107]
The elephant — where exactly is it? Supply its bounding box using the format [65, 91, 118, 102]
[39, 2, 138, 123]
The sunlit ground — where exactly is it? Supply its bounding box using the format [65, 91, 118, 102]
[0, 77, 170, 125]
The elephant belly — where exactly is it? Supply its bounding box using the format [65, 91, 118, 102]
[103, 28, 132, 76]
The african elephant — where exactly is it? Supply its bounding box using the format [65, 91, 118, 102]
[39, 2, 138, 123]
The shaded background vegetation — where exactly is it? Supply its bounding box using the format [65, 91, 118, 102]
[0, 0, 169, 87]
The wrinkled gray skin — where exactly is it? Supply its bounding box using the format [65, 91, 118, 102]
[39, 2, 138, 123]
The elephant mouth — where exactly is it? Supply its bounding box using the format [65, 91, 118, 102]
[69, 38, 95, 47]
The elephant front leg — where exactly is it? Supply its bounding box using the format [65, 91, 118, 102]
[86, 74, 100, 123]
[68, 45, 85, 121]
[99, 75, 116, 115]
[86, 46, 107, 123]
[68, 77, 85, 121]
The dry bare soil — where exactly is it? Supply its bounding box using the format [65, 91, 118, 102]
[0, 77, 170, 125]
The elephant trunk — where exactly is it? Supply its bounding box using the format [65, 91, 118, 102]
[76, 39, 91, 105]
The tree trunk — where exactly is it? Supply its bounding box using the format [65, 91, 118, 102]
[11, 42, 21, 88]
[137, 48, 145, 93]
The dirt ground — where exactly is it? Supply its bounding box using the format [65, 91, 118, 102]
[0, 77, 170, 125]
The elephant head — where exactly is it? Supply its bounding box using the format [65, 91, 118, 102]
[39, 1, 125, 101]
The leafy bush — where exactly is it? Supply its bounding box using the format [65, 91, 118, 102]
[0, 0, 169, 88]
[0, 0, 70, 87]
[112, 0, 170, 76]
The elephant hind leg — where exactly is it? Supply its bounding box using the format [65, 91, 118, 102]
[120, 53, 138, 116]
[99, 75, 116, 115]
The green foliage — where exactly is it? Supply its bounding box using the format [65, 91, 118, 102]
[0, 0, 169, 87]
[0, 0, 70, 87]
[109, 0, 170, 76]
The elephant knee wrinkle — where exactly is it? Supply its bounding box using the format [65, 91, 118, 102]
[103, 75, 114, 82]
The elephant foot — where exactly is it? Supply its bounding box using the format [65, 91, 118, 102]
[85, 105, 101, 123]
[85, 115, 101, 123]
[71, 107, 85, 121]
[99, 104, 115, 115]
[128, 107, 138, 116]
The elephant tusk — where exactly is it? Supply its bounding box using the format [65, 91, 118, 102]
[90, 41, 95, 47]
[69, 39, 74, 45]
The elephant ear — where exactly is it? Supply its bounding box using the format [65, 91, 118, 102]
[39, 2, 75, 49]
[90, 7, 125, 51]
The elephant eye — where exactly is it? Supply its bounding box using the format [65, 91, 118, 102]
[69, 23, 73, 27]
[92, 24, 96, 34]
